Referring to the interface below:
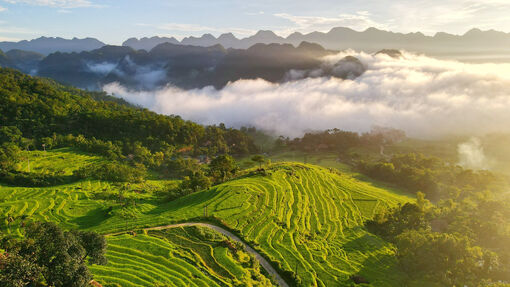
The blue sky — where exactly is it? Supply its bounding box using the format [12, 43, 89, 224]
[0, 0, 509, 44]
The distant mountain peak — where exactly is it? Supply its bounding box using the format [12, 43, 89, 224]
[297, 41, 326, 52]
[218, 33, 237, 41]
[201, 33, 216, 40]
[465, 28, 483, 35]
[0, 36, 105, 55]
[253, 30, 278, 36]
[328, 27, 356, 34]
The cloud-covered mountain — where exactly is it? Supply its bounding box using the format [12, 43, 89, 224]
[0, 37, 105, 55]
[105, 51, 510, 138]
[124, 27, 510, 58]
[34, 41, 332, 90]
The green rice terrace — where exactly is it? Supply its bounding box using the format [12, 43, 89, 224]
[0, 148, 414, 286]
[90, 226, 272, 287]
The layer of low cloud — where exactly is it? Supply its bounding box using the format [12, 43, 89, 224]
[86, 56, 167, 90]
[104, 51, 510, 138]
[86, 61, 117, 75]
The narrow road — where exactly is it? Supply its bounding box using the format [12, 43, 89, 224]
[108, 222, 289, 287]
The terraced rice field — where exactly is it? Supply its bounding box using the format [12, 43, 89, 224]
[17, 147, 104, 175]
[0, 179, 168, 236]
[0, 149, 413, 286]
[0, 181, 105, 236]
[197, 163, 411, 286]
[86, 163, 412, 286]
[90, 226, 272, 287]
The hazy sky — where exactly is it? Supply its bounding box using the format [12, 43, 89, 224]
[0, 0, 509, 44]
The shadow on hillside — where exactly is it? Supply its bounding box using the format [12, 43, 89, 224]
[144, 187, 223, 215]
[70, 207, 110, 229]
[351, 251, 407, 286]
[341, 228, 409, 286]
[342, 231, 384, 253]
[351, 173, 412, 197]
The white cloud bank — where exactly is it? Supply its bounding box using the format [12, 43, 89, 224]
[104, 51, 510, 138]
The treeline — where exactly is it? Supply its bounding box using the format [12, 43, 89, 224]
[363, 152, 509, 285]
[367, 192, 510, 286]
[275, 127, 405, 153]
[356, 153, 495, 200]
[0, 68, 256, 157]
[0, 68, 258, 185]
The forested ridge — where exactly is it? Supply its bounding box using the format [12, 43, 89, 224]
[0, 68, 256, 175]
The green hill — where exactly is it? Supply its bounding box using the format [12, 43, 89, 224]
[0, 147, 412, 286]
[0, 67, 256, 163]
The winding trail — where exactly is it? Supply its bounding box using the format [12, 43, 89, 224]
[107, 222, 289, 287]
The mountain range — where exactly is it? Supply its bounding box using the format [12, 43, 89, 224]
[119, 27, 510, 55]
[1, 27, 510, 57]
[0, 26, 509, 91]
[32, 41, 335, 90]
[0, 37, 105, 55]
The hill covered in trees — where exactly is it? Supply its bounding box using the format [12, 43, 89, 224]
[0, 68, 257, 185]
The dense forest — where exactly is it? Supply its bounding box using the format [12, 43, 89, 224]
[0, 68, 257, 185]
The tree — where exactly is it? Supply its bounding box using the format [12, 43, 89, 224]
[0, 222, 107, 287]
[73, 230, 108, 265]
[251, 155, 265, 169]
[209, 155, 238, 183]
[365, 202, 429, 239]
[180, 171, 211, 193]
[0, 254, 41, 287]
[0, 126, 22, 145]
[395, 230, 496, 286]
[0, 143, 21, 171]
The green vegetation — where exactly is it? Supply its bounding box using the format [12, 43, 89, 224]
[0, 145, 411, 286]
[90, 226, 271, 287]
[367, 193, 510, 286]
[0, 67, 257, 176]
[0, 147, 413, 286]
[16, 147, 104, 175]
[0, 222, 107, 287]
[2, 68, 508, 286]
[356, 152, 495, 200]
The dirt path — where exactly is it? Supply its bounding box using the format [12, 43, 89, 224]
[108, 222, 289, 287]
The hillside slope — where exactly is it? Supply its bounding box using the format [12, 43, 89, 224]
[0, 147, 413, 286]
